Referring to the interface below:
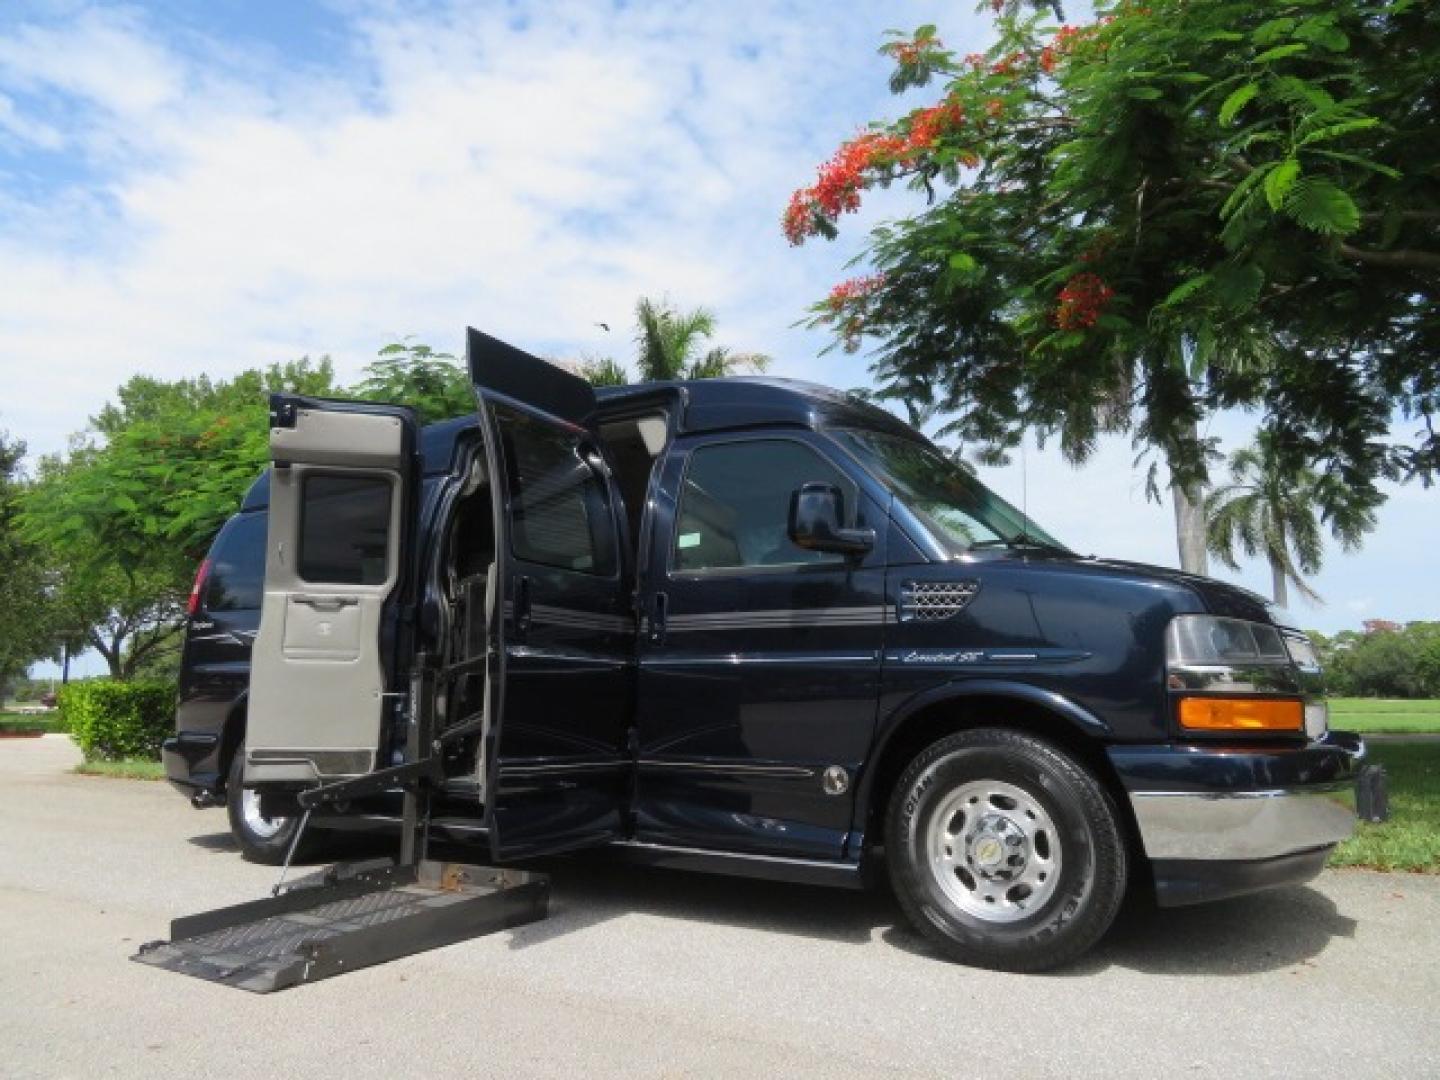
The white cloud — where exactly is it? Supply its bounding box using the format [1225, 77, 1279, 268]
[2, 0, 1432, 649]
[1, 0, 982, 452]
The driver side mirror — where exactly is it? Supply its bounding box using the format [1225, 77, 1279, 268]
[788, 482, 875, 556]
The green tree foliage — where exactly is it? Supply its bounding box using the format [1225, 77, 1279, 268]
[0, 431, 59, 690]
[20, 359, 338, 678]
[352, 341, 475, 425]
[581, 297, 773, 386]
[1205, 431, 1372, 606]
[633, 296, 770, 382]
[1315, 622, 1440, 697]
[786, 0, 1438, 564]
[575, 354, 631, 387]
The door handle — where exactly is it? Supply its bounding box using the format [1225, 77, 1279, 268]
[649, 591, 669, 645]
[293, 595, 359, 612]
[514, 575, 532, 641]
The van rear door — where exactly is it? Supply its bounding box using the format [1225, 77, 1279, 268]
[245, 395, 417, 786]
[468, 329, 634, 860]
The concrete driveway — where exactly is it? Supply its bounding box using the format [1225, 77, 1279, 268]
[1, 735, 1436, 1079]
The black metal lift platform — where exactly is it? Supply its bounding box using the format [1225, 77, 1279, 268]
[132, 858, 547, 993]
[132, 660, 547, 992]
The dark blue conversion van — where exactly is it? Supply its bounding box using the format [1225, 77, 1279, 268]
[164, 328, 1381, 971]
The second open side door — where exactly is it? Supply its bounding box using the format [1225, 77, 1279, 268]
[467, 329, 635, 860]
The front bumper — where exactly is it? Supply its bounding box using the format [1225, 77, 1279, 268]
[1109, 731, 1383, 906]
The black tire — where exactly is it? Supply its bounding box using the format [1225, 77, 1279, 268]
[225, 744, 313, 865]
[885, 727, 1127, 972]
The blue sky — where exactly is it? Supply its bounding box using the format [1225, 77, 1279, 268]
[1, 1, 1433, 678]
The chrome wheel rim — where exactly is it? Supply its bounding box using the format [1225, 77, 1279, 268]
[240, 787, 287, 840]
[926, 778, 1062, 923]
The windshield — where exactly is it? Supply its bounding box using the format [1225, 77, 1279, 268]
[830, 429, 1068, 557]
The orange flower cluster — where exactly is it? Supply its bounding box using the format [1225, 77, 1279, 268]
[907, 98, 966, 149]
[994, 25, 1099, 79]
[785, 100, 973, 244]
[783, 132, 906, 243]
[826, 275, 886, 352]
[1055, 272, 1115, 331]
[826, 274, 886, 309]
[890, 36, 941, 66]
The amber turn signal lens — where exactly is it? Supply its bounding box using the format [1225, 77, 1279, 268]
[1178, 696, 1304, 732]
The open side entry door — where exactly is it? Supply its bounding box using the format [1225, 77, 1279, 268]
[245, 395, 417, 786]
[132, 386, 557, 995]
[467, 328, 636, 861]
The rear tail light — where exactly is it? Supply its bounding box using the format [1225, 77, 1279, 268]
[187, 558, 211, 616]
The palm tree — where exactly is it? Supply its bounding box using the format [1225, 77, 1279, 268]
[1204, 432, 1370, 608]
[632, 297, 770, 382]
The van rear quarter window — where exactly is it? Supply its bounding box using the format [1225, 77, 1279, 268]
[297, 474, 393, 585]
[204, 513, 266, 610]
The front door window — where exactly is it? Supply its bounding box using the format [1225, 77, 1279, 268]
[673, 440, 855, 572]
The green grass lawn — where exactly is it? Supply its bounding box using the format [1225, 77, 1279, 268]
[1330, 742, 1440, 873]
[1327, 698, 1440, 734]
[74, 758, 167, 781]
[0, 710, 64, 735]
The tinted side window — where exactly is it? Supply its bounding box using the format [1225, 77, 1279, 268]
[495, 404, 617, 576]
[204, 513, 266, 611]
[674, 440, 853, 571]
[298, 474, 393, 585]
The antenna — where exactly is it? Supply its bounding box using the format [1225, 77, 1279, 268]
[1021, 436, 1030, 546]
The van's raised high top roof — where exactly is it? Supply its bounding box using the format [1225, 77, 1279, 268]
[241, 376, 921, 511]
[593, 376, 921, 442]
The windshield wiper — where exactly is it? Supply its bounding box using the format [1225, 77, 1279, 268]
[968, 537, 1071, 556]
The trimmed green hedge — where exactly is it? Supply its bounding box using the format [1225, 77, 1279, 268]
[57, 680, 176, 762]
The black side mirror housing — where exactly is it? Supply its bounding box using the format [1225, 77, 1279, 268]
[788, 482, 876, 556]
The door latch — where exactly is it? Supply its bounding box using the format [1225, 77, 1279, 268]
[649, 591, 669, 645]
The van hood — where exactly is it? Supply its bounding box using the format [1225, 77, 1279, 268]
[993, 549, 1274, 625]
[1090, 558, 1272, 623]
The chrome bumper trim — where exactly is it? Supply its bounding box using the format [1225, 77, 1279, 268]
[1129, 782, 1357, 861]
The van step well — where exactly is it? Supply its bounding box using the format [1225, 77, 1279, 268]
[132, 859, 548, 993]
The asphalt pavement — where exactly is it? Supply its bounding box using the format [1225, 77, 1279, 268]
[1, 735, 1436, 1079]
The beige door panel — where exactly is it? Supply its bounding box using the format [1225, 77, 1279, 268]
[247, 406, 408, 786]
[282, 595, 363, 660]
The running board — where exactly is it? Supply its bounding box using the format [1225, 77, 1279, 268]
[131, 859, 548, 993]
[610, 841, 865, 890]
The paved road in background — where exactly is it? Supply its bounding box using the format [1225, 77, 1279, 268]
[2, 735, 1436, 1079]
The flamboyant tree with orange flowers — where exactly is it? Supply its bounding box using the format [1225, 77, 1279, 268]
[786, 0, 1438, 573]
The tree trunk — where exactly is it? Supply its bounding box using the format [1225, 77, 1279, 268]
[60, 643, 71, 685]
[90, 630, 124, 680]
[1270, 557, 1288, 609]
[1171, 482, 1209, 576]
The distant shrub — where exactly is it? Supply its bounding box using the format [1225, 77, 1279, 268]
[57, 680, 176, 761]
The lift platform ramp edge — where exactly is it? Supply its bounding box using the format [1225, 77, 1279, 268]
[131, 859, 549, 993]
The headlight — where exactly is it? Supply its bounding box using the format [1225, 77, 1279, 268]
[1166, 615, 1289, 666]
[1166, 615, 1305, 734]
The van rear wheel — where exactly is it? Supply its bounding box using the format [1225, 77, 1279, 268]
[225, 744, 313, 865]
[885, 728, 1127, 972]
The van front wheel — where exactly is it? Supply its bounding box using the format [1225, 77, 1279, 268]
[225, 744, 312, 865]
[886, 728, 1127, 972]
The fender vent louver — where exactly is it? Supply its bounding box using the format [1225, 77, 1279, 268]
[899, 580, 980, 621]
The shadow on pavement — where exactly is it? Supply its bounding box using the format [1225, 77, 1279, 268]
[1067, 884, 1357, 977]
[183, 825, 1356, 975]
[520, 853, 1355, 976]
